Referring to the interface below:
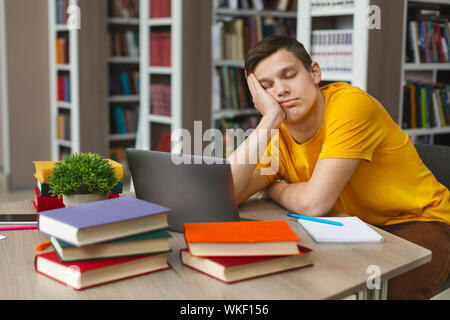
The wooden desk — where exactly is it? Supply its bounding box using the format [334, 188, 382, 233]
[0, 198, 431, 300]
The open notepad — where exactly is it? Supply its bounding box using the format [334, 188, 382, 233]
[297, 216, 384, 244]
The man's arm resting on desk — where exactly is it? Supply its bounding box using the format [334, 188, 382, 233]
[265, 158, 360, 217]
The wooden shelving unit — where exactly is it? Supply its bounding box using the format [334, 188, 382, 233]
[210, 0, 297, 143]
[135, 0, 211, 153]
[48, 0, 107, 160]
[399, 0, 450, 143]
[107, 0, 140, 169]
[298, 0, 369, 90]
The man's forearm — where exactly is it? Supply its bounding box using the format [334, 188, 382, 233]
[228, 111, 284, 199]
[267, 181, 328, 217]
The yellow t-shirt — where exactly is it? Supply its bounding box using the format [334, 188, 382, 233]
[256, 82, 450, 227]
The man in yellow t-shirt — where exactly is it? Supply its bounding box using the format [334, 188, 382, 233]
[228, 36, 449, 300]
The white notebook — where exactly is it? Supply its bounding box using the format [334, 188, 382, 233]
[297, 216, 384, 244]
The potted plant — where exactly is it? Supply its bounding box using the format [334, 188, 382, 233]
[48, 152, 119, 207]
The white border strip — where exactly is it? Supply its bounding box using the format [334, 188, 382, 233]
[0, 0, 10, 175]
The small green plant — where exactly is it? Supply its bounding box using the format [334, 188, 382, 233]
[48, 153, 118, 197]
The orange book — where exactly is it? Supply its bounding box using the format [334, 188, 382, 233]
[184, 220, 301, 257]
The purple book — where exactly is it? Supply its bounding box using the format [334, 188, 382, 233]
[39, 196, 170, 247]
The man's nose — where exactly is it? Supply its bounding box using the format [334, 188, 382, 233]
[275, 82, 290, 97]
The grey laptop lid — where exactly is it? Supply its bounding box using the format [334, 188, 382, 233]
[126, 149, 240, 233]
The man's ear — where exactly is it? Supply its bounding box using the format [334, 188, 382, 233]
[309, 62, 322, 85]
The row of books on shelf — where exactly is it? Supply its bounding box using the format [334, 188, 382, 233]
[150, 32, 171, 67]
[110, 106, 139, 135]
[109, 70, 140, 96]
[402, 83, 450, 129]
[57, 75, 71, 102]
[150, 83, 171, 116]
[214, 66, 252, 112]
[58, 147, 71, 160]
[57, 112, 71, 140]
[215, 0, 297, 11]
[219, 117, 260, 157]
[109, 0, 139, 18]
[311, 0, 354, 9]
[110, 31, 139, 58]
[213, 17, 296, 61]
[407, 19, 450, 64]
[55, 0, 68, 25]
[110, 146, 128, 163]
[311, 29, 353, 73]
[55, 38, 69, 64]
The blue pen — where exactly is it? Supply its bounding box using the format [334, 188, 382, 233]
[287, 213, 344, 226]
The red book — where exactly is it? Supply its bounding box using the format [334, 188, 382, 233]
[180, 245, 313, 284]
[150, 0, 171, 18]
[57, 76, 65, 101]
[434, 23, 445, 63]
[156, 130, 171, 152]
[33, 187, 65, 212]
[35, 251, 170, 290]
[150, 32, 171, 66]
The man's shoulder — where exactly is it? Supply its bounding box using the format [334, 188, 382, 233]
[323, 84, 381, 120]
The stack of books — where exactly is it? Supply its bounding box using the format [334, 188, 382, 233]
[33, 161, 64, 212]
[181, 220, 313, 284]
[32, 159, 125, 212]
[35, 196, 172, 290]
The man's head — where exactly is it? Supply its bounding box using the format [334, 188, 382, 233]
[245, 35, 312, 76]
[245, 36, 322, 124]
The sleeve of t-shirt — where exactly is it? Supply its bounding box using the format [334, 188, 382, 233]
[255, 132, 286, 184]
[319, 92, 387, 162]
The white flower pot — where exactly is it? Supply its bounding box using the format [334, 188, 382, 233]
[63, 194, 108, 207]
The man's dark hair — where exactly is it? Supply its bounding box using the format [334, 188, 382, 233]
[244, 35, 312, 75]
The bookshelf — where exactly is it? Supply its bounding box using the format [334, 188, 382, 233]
[135, 0, 212, 153]
[48, 0, 108, 160]
[211, 0, 298, 156]
[107, 0, 140, 168]
[399, 0, 450, 144]
[298, 0, 369, 90]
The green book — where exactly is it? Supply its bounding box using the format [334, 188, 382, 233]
[111, 179, 123, 194]
[420, 88, 428, 129]
[37, 181, 52, 197]
[51, 230, 172, 262]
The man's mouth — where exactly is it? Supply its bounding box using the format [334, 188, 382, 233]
[279, 98, 299, 108]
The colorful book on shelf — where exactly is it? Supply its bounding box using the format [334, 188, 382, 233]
[180, 245, 312, 284]
[436, 89, 447, 127]
[50, 230, 172, 262]
[38, 196, 170, 247]
[150, 31, 171, 66]
[156, 130, 171, 153]
[33, 187, 65, 213]
[35, 251, 170, 290]
[112, 106, 127, 134]
[150, 0, 171, 18]
[184, 220, 300, 257]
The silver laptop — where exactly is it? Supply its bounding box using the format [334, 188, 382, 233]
[126, 149, 242, 233]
